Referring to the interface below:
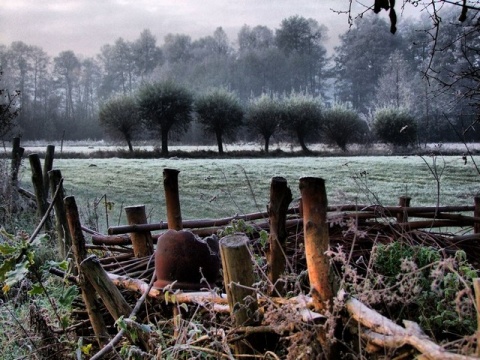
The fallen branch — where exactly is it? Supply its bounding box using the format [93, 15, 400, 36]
[345, 296, 477, 360]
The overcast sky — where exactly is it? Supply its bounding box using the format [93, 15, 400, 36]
[0, 0, 394, 58]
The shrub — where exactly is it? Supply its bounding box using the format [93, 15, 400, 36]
[373, 107, 417, 147]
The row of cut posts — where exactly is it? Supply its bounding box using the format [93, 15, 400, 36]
[8, 137, 480, 359]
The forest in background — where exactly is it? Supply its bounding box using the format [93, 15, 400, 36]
[1, 6, 479, 145]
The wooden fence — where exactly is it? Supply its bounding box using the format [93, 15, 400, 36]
[9, 137, 480, 359]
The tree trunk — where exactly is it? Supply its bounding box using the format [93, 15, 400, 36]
[298, 133, 311, 154]
[126, 138, 133, 152]
[264, 135, 271, 153]
[161, 128, 169, 156]
[216, 131, 224, 154]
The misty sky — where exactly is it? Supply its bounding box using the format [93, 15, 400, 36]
[0, 0, 395, 57]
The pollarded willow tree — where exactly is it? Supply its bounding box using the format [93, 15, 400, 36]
[322, 104, 368, 152]
[137, 81, 193, 157]
[98, 96, 140, 152]
[195, 88, 244, 154]
[281, 92, 322, 154]
[245, 93, 283, 153]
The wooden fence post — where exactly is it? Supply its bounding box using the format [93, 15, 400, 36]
[43, 145, 55, 198]
[48, 169, 71, 259]
[65, 196, 109, 347]
[163, 168, 182, 230]
[10, 137, 24, 189]
[267, 176, 292, 296]
[299, 177, 338, 359]
[125, 205, 153, 257]
[299, 177, 333, 310]
[397, 196, 411, 223]
[29, 153, 51, 231]
[474, 196, 480, 234]
[220, 234, 260, 356]
[473, 278, 480, 356]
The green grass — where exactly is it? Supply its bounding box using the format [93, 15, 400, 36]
[18, 155, 480, 233]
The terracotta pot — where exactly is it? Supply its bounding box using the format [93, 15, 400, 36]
[154, 229, 220, 290]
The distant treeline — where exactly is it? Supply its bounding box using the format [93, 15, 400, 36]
[1, 8, 479, 145]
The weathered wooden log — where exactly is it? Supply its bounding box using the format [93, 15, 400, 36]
[220, 234, 260, 356]
[48, 169, 71, 259]
[125, 205, 153, 257]
[92, 233, 132, 245]
[415, 212, 480, 225]
[106, 204, 474, 236]
[371, 205, 474, 214]
[398, 219, 472, 230]
[85, 244, 134, 253]
[81, 255, 133, 320]
[163, 168, 183, 230]
[43, 145, 55, 198]
[345, 296, 478, 360]
[65, 195, 109, 346]
[107, 211, 289, 236]
[29, 153, 51, 230]
[18, 187, 36, 201]
[267, 176, 292, 295]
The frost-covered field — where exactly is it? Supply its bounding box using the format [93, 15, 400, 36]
[18, 140, 480, 154]
[18, 155, 480, 233]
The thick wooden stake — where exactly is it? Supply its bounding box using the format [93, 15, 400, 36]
[48, 169, 71, 259]
[81, 255, 133, 320]
[220, 235, 260, 356]
[125, 205, 153, 257]
[299, 177, 337, 359]
[473, 278, 480, 356]
[396, 196, 411, 223]
[474, 197, 480, 234]
[163, 168, 182, 230]
[267, 176, 292, 295]
[29, 153, 51, 230]
[43, 145, 55, 198]
[299, 177, 333, 310]
[65, 196, 109, 346]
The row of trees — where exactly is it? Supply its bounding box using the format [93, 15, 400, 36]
[100, 81, 416, 155]
[1, 5, 479, 144]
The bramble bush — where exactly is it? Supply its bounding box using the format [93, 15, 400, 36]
[328, 240, 478, 339]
